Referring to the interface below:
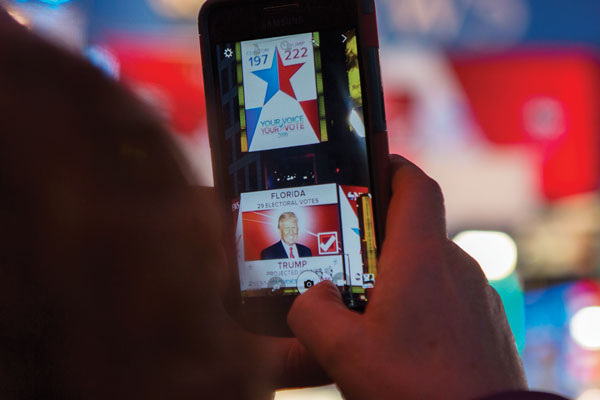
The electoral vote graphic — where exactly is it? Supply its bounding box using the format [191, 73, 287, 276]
[241, 33, 322, 152]
[232, 184, 377, 292]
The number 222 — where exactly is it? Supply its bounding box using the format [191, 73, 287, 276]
[285, 47, 308, 60]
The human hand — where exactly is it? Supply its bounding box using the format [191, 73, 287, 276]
[288, 156, 528, 399]
[0, 9, 326, 398]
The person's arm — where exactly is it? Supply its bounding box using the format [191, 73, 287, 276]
[481, 391, 568, 400]
[289, 156, 538, 399]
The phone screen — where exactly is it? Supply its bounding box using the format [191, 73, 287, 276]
[214, 29, 377, 306]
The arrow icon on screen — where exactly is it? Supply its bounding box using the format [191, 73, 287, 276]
[341, 34, 347, 43]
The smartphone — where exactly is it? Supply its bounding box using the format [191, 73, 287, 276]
[199, 0, 389, 336]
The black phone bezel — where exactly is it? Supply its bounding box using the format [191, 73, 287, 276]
[199, 0, 389, 336]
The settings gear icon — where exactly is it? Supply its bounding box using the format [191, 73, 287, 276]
[223, 48, 233, 58]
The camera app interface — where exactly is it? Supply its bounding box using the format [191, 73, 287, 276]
[216, 29, 376, 304]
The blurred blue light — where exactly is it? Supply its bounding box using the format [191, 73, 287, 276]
[38, 0, 71, 5]
[85, 46, 120, 80]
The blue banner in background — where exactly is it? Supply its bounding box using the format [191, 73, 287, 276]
[374, 0, 600, 50]
[11, 0, 600, 48]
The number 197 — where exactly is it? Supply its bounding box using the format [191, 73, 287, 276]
[249, 54, 268, 66]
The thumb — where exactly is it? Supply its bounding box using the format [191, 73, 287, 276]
[287, 280, 363, 373]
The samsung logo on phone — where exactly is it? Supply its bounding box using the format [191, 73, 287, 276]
[261, 15, 305, 30]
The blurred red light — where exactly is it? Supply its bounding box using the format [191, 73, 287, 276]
[450, 50, 600, 201]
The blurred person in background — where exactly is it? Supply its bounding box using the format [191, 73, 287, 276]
[0, 8, 568, 400]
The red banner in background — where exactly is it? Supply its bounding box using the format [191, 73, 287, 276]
[106, 39, 206, 137]
[450, 50, 600, 201]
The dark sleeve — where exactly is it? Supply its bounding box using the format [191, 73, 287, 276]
[260, 243, 277, 260]
[298, 243, 312, 257]
[480, 391, 571, 400]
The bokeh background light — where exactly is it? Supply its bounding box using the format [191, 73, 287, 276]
[578, 389, 600, 400]
[2, 0, 600, 398]
[570, 307, 600, 350]
[6, 7, 29, 25]
[454, 231, 518, 281]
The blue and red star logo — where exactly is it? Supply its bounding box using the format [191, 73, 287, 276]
[245, 45, 321, 149]
[252, 48, 305, 105]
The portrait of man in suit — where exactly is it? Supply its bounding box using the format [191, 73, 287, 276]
[260, 212, 312, 260]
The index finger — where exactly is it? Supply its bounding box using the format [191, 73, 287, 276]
[382, 155, 447, 254]
[372, 156, 449, 294]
